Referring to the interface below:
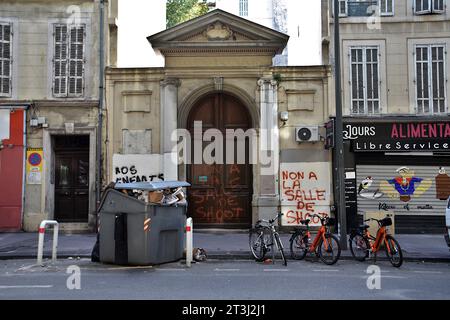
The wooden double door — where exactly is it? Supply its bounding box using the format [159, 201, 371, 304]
[54, 135, 90, 222]
[187, 93, 253, 228]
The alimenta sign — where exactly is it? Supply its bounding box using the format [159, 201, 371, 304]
[343, 121, 450, 152]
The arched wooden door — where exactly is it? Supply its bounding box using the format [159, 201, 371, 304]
[187, 92, 253, 228]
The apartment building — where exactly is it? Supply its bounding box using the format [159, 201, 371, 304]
[325, 0, 450, 233]
[0, 0, 117, 232]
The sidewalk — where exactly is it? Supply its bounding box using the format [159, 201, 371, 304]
[0, 231, 449, 262]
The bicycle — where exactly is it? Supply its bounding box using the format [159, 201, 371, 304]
[249, 213, 287, 266]
[349, 216, 403, 268]
[289, 214, 341, 265]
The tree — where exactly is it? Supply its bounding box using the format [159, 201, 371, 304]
[166, 0, 210, 28]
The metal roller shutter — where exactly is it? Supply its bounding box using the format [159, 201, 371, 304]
[356, 164, 449, 233]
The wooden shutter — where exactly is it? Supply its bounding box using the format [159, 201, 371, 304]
[68, 25, 85, 97]
[53, 24, 68, 96]
[0, 23, 12, 96]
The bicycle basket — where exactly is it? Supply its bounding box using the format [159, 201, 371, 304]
[380, 217, 392, 227]
[326, 217, 336, 226]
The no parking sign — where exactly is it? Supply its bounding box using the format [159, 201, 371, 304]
[26, 148, 43, 184]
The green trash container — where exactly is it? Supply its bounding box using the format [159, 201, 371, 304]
[98, 181, 190, 265]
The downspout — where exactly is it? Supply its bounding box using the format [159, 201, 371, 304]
[96, 0, 105, 232]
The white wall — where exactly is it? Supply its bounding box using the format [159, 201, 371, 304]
[117, 0, 165, 67]
[287, 0, 322, 66]
[216, 0, 322, 66]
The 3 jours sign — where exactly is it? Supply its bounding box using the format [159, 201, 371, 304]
[343, 121, 450, 152]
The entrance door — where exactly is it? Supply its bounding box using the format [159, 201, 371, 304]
[187, 93, 253, 228]
[0, 109, 24, 230]
[54, 135, 89, 222]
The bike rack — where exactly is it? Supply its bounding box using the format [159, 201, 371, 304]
[186, 217, 193, 268]
[36, 220, 59, 266]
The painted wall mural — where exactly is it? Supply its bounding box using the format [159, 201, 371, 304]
[356, 165, 450, 216]
[280, 162, 332, 227]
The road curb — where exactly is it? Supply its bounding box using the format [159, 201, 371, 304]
[1, 252, 449, 263]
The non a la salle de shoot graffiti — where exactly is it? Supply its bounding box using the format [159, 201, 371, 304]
[280, 162, 331, 226]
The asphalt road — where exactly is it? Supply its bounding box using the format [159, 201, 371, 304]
[0, 258, 449, 300]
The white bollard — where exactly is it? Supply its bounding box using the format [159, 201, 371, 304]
[37, 220, 59, 266]
[186, 217, 193, 268]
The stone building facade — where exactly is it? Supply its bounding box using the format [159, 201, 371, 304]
[324, 0, 450, 233]
[0, 0, 117, 232]
[106, 10, 332, 229]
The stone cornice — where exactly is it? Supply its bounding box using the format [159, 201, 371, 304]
[0, 100, 99, 108]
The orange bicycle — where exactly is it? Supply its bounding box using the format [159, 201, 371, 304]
[289, 214, 341, 265]
[349, 216, 403, 268]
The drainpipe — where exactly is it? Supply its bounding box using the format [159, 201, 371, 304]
[96, 0, 105, 232]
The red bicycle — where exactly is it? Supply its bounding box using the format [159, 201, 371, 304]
[289, 214, 341, 265]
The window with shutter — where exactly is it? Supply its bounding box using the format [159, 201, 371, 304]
[415, 44, 447, 114]
[433, 0, 445, 12]
[0, 23, 12, 97]
[53, 24, 68, 97]
[68, 26, 85, 96]
[52, 23, 85, 98]
[380, 0, 394, 16]
[350, 46, 381, 115]
[415, 0, 445, 14]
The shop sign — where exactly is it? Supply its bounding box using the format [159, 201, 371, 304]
[343, 121, 450, 152]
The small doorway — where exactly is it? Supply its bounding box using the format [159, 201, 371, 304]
[54, 135, 90, 222]
[187, 92, 253, 228]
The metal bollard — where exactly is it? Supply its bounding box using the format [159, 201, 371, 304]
[37, 220, 59, 266]
[186, 218, 193, 268]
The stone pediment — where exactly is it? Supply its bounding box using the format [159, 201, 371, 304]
[147, 9, 289, 56]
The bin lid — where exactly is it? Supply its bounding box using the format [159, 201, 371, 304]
[114, 181, 191, 191]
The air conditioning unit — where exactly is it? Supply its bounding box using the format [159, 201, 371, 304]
[295, 126, 320, 142]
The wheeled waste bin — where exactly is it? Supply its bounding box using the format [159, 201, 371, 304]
[98, 181, 190, 265]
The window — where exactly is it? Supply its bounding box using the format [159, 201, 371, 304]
[339, 0, 348, 16]
[338, 1, 393, 17]
[0, 23, 12, 97]
[239, 0, 248, 16]
[350, 46, 380, 114]
[415, 0, 445, 14]
[346, 0, 378, 16]
[52, 24, 85, 97]
[415, 45, 446, 114]
[380, 0, 394, 15]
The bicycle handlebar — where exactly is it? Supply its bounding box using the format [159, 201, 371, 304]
[257, 212, 283, 225]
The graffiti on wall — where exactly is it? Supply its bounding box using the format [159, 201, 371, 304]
[112, 154, 164, 183]
[190, 164, 247, 224]
[280, 162, 331, 227]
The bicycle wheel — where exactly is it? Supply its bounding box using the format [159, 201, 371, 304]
[249, 227, 269, 261]
[385, 235, 403, 268]
[290, 231, 308, 260]
[349, 233, 370, 262]
[318, 234, 341, 265]
[274, 234, 287, 266]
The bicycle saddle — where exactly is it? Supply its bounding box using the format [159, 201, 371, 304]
[359, 224, 370, 230]
[300, 219, 310, 225]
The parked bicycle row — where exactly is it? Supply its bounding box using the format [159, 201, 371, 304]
[249, 213, 403, 268]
